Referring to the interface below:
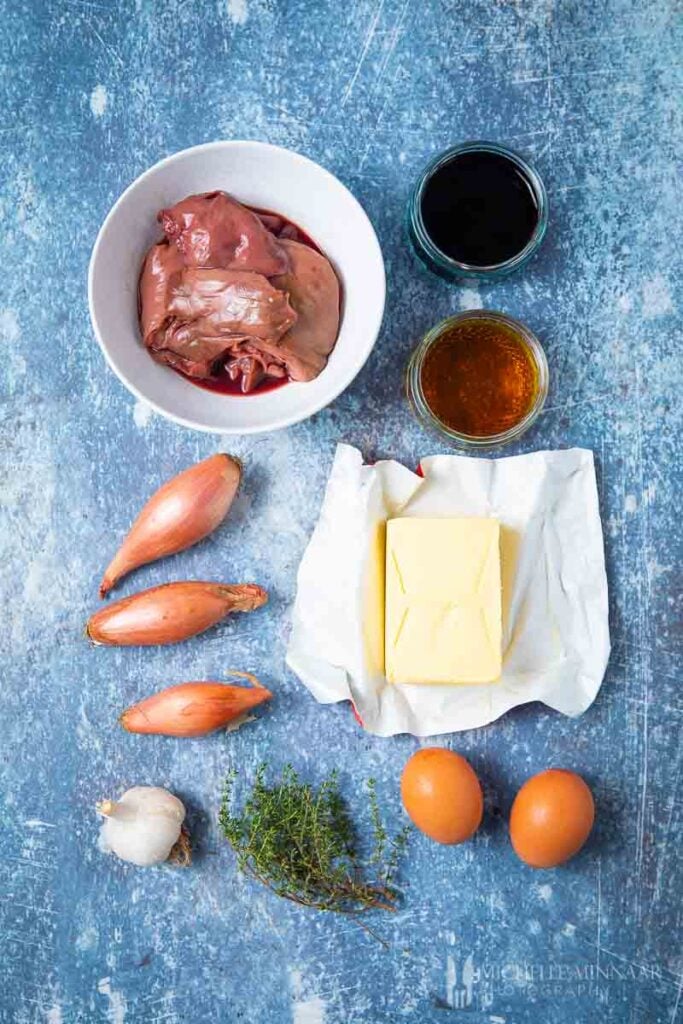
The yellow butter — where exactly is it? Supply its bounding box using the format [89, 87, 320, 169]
[384, 517, 502, 685]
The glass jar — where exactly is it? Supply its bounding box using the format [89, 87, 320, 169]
[406, 310, 549, 449]
[407, 141, 548, 281]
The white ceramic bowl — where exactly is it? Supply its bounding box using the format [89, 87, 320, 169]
[88, 141, 386, 433]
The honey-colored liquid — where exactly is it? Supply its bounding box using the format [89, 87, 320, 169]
[420, 318, 538, 437]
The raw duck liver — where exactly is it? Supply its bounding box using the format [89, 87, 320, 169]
[159, 191, 289, 276]
[139, 192, 341, 392]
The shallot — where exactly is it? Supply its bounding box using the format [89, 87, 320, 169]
[99, 454, 242, 597]
[97, 786, 189, 867]
[120, 672, 273, 737]
[86, 581, 267, 646]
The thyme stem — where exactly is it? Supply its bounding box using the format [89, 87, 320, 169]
[219, 765, 409, 917]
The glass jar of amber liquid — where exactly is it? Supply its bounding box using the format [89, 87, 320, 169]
[406, 311, 549, 449]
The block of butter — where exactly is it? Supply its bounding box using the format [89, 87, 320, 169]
[384, 517, 502, 686]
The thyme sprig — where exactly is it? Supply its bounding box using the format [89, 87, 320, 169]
[219, 765, 409, 915]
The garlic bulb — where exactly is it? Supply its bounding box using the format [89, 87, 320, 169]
[97, 786, 187, 867]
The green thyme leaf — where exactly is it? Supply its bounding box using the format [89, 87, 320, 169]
[219, 765, 408, 916]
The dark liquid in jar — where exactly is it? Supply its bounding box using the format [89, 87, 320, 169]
[420, 151, 539, 267]
[420, 317, 538, 437]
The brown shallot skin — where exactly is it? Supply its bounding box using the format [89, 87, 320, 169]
[99, 454, 242, 598]
[120, 679, 273, 737]
[86, 582, 267, 647]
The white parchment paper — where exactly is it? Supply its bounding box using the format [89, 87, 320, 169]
[286, 444, 610, 737]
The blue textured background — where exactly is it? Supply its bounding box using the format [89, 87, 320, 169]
[1, 1, 681, 1021]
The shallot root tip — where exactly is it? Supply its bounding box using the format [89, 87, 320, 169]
[119, 705, 154, 732]
[222, 452, 243, 471]
[85, 624, 100, 645]
[167, 826, 192, 867]
[224, 669, 269, 690]
[96, 800, 116, 817]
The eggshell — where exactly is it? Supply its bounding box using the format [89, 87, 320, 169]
[401, 748, 483, 844]
[509, 769, 595, 868]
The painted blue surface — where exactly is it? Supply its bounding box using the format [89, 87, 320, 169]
[0, 1, 681, 1021]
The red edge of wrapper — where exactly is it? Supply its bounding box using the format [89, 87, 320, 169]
[350, 701, 365, 728]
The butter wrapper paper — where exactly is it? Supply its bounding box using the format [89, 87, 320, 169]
[286, 444, 610, 737]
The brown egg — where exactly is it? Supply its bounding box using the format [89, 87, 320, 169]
[510, 769, 595, 868]
[401, 748, 483, 844]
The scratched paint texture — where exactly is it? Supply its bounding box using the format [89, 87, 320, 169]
[0, 0, 681, 1021]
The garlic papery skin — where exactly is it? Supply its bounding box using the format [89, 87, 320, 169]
[97, 786, 186, 867]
